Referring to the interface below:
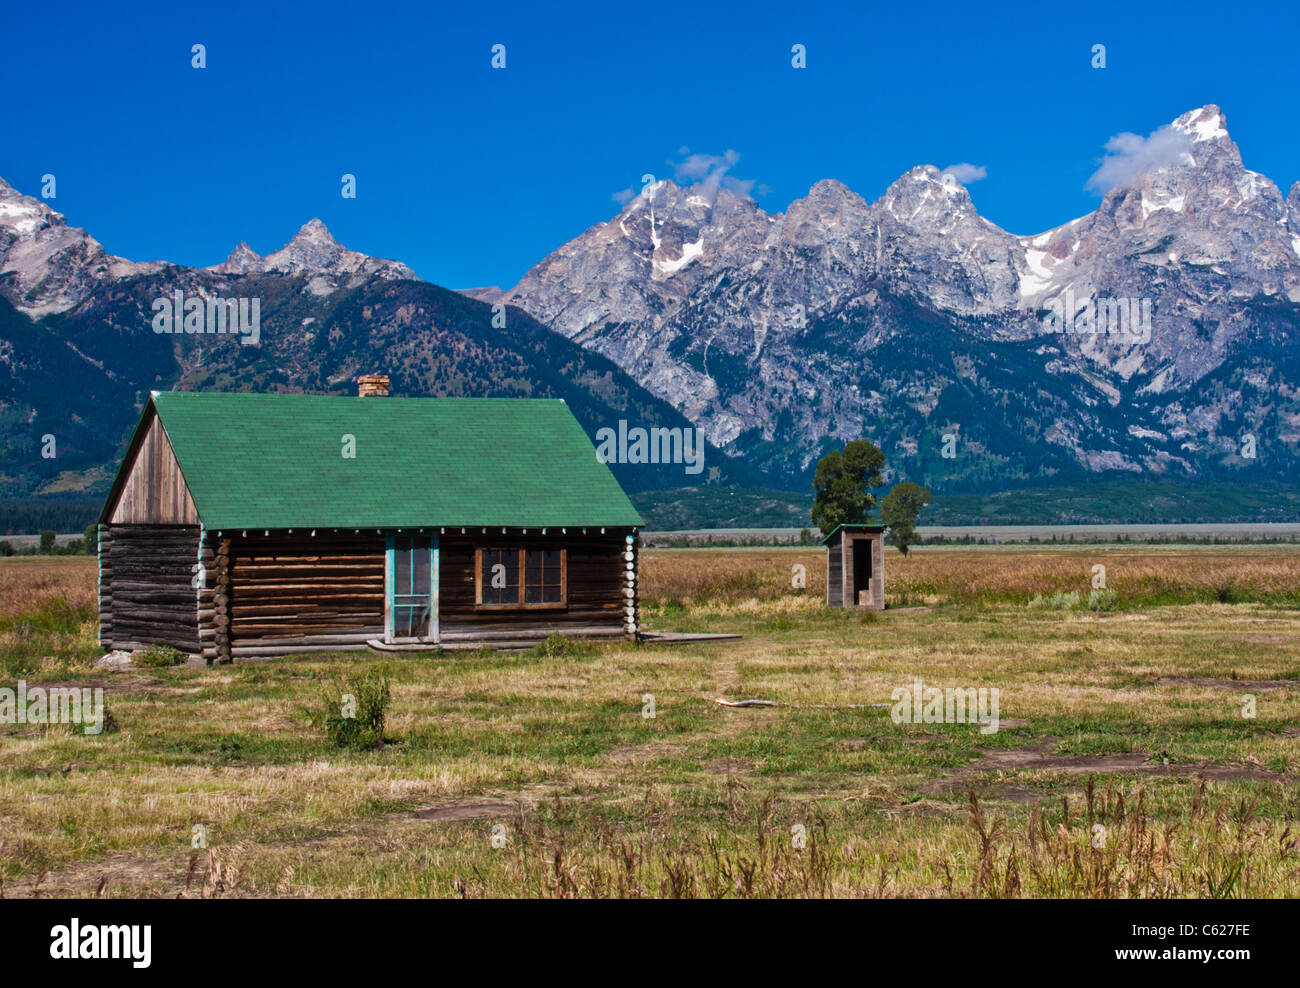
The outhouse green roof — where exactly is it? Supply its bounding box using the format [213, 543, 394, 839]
[819, 522, 886, 545]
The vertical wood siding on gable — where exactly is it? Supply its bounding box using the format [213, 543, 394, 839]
[109, 412, 200, 525]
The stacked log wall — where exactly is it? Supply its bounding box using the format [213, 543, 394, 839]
[97, 525, 111, 647]
[623, 534, 638, 638]
[211, 536, 231, 663]
[120, 529, 634, 657]
[225, 533, 384, 656]
[102, 525, 202, 653]
[438, 532, 627, 640]
[196, 534, 219, 663]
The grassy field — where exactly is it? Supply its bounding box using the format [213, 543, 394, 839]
[0, 547, 1298, 898]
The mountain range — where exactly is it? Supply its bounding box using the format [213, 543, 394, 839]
[501, 105, 1300, 489]
[1, 104, 1297, 515]
[0, 192, 741, 501]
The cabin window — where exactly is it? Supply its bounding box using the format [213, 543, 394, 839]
[476, 548, 566, 608]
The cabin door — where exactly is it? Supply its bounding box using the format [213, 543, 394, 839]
[385, 535, 439, 643]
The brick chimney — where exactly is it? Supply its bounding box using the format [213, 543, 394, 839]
[357, 374, 390, 397]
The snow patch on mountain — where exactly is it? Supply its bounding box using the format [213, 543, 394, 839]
[0, 178, 162, 316]
[654, 238, 703, 275]
[1174, 105, 1230, 143]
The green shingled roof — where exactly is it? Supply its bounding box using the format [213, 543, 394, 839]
[818, 523, 885, 545]
[117, 392, 643, 530]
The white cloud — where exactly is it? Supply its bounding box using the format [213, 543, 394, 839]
[611, 147, 758, 206]
[1086, 124, 1192, 194]
[671, 147, 754, 199]
[941, 163, 987, 185]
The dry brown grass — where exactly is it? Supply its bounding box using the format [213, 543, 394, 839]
[0, 557, 101, 679]
[9, 546, 1298, 623]
[1, 546, 1298, 898]
[639, 549, 826, 603]
[640, 546, 1300, 607]
[0, 557, 98, 621]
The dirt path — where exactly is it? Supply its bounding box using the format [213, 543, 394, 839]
[924, 739, 1296, 804]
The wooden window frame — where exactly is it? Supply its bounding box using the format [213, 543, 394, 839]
[475, 547, 567, 610]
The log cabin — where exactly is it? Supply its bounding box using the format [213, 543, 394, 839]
[97, 380, 644, 661]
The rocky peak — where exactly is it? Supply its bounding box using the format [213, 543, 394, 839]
[1171, 104, 1231, 146]
[633, 179, 764, 236]
[260, 219, 414, 288]
[1120, 105, 1278, 221]
[210, 241, 261, 275]
[879, 166, 980, 230]
[503, 177, 772, 340]
[1020, 105, 1297, 315]
[0, 178, 415, 313]
[610, 179, 768, 282]
[780, 179, 873, 246]
[873, 166, 1022, 314]
[807, 177, 859, 200]
[262, 220, 346, 274]
[0, 176, 159, 316]
[1286, 182, 1300, 243]
[293, 218, 339, 246]
[0, 179, 62, 239]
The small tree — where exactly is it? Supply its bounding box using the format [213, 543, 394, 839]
[881, 481, 932, 556]
[39, 530, 56, 554]
[811, 440, 886, 533]
[84, 524, 98, 555]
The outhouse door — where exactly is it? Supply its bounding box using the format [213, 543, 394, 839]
[852, 537, 872, 605]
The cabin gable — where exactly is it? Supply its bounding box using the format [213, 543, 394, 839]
[106, 409, 200, 525]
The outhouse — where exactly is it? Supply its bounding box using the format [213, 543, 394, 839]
[822, 523, 884, 609]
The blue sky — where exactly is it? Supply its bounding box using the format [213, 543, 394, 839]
[3, 0, 1297, 290]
